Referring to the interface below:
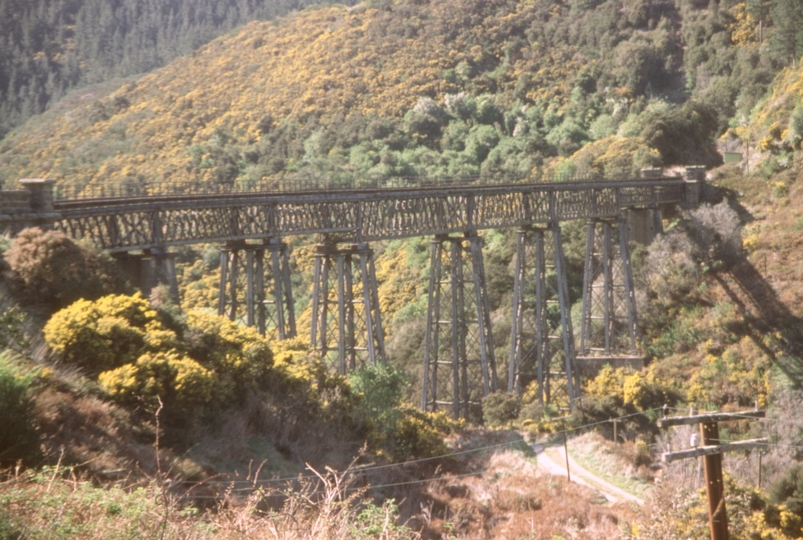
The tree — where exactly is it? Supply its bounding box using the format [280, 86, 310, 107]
[769, 0, 803, 65]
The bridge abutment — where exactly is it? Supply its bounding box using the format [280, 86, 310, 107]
[421, 233, 498, 420]
[115, 249, 180, 305]
[627, 207, 663, 245]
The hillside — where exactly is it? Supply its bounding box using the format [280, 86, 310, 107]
[4, 0, 801, 191]
[0, 0, 353, 139]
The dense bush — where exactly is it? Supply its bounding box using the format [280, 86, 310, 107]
[4, 227, 127, 311]
[482, 391, 522, 427]
[43, 293, 160, 377]
[686, 201, 744, 269]
[43, 293, 279, 446]
[0, 352, 40, 466]
[386, 405, 452, 460]
[348, 363, 406, 418]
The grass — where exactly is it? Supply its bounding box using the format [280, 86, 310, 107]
[0, 461, 417, 539]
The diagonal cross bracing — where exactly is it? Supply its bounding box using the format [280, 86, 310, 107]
[421, 234, 498, 420]
[579, 218, 638, 357]
[310, 243, 386, 374]
[217, 239, 296, 339]
[508, 225, 580, 411]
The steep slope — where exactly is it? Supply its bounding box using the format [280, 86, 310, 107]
[0, 0, 351, 139]
[3, 0, 786, 193]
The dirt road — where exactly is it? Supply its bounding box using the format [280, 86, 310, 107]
[531, 443, 645, 505]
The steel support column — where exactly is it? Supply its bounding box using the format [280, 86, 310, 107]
[218, 241, 261, 326]
[116, 250, 180, 306]
[263, 238, 296, 340]
[217, 239, 296, 338]
[579, 217, 638, 357]
[310, 243, 386, 374]
[422, 233, 498, 420]
[508, 225, 579, 410]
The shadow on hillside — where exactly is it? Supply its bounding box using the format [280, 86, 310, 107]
[712, 260, 803, 387]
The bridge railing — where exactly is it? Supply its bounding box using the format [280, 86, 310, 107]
[50, 170, 668, 201]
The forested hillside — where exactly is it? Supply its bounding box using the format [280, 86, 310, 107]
[2, 0, 803, 191]
[0, 0, 356, 139]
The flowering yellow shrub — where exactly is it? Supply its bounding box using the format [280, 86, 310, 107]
[99, 351, 215, 410]
[584, 365, 631, 401]
[43, 293, 161, 376]
[388, 405, 455, 460]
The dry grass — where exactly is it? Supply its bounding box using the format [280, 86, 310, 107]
[0, 433, 643, 540]
[414, 446, 638, 539]
[0, 461, 418, 539]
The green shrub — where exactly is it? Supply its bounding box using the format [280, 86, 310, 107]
[767, 464, 803, 537]
[482, 391, 521, 427]
[0, 306, 28, 352]
[0, 352, 40, 466]
[348, 363, 406, 418]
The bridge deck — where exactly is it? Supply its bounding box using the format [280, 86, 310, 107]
[53, 177, 689, 252]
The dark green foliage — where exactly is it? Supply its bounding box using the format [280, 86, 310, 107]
[638, 101, 722, 166]
[0, 307, 28, 353]
[0, 353, 40, 466]
[482, 391, 521, 427]
[769, 0, 803, 65]
[0, 0, 357, 138]
[348, 363, 407, 418]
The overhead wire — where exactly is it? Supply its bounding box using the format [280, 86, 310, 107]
[187, 407, 665, 488]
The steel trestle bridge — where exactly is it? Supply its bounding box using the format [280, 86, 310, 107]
[8, 170, 703, 418]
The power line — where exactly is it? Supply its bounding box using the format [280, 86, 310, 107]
[188, 407, 664, 488]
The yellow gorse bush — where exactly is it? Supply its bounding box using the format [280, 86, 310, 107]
[45, 293, 277, 414]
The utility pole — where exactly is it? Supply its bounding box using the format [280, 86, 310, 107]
[658, 410, 768, 540]
[562, 420, 571, 482]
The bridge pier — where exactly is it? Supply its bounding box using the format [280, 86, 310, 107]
[310, 243, 386, 374]
[579, 217, 638, 358]
[421, 233, 498, 420]
[217, 239, 296, 338]
[115, 249, 179, 305]
[508, 224, 579, 410]
[627, 207, 663, 245]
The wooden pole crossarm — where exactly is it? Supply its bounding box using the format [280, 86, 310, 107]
[657, 410, 765, 428]
[662, 438, 769, 463]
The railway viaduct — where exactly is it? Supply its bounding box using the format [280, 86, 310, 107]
[0, 169, 704, 418]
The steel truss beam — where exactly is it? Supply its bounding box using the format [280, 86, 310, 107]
[217, 239, 296, 338]
[508, 225, 579, 411]
[310, 243, 386, 374]
[421, 233, 498, 420]
[579, 217, 638, 357]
